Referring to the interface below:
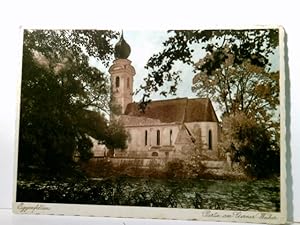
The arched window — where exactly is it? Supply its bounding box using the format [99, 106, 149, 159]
[127, 77, 130, 89]
[208, 130, 212, 150]
[116, 76, 120, 88]
[169, 129, 172, 145]
[145, 130, 148, 146]
[152, 152, 158, 157]
[157, 130, 160, 146]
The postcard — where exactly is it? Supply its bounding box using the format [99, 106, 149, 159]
[13, 27, 286, 224]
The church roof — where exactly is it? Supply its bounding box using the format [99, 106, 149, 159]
[124, 98, 218, 123]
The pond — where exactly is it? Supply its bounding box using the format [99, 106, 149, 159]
[17, 177, 280, 212]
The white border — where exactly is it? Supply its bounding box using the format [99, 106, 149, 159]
[2, 1, 300, 224]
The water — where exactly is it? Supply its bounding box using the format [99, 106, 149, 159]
[121, 178, 280, 212]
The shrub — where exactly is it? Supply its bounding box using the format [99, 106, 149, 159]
[220, 112, 280, 178]
[165, 159, 187, 178]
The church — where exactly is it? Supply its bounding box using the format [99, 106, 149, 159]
[94, 33, 220, 161]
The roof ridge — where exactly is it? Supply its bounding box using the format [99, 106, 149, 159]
[134, 97, 189, 104]
[130, 97, 211, 105]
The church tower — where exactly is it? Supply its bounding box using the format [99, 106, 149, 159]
[109, 32, 135, 115]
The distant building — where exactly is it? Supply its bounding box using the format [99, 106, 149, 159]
[96, 33, 220, 160]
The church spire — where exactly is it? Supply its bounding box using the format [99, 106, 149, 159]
[114, 31, 131, 59]
[109, 31, 135, 115]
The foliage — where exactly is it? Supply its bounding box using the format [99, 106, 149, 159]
[220, 112, 280, 178]
[18, 29, 128, 177]
[185, 129, 207, 176]
[17, 177, 279, 211]
[193, 57, 279, 124]
[17, 178, 183, 207]
[17, 178, 221, 209]
[142, 29, 279, 101]
[165, 159, 187, 178]
[165, 143, 206, 178]
[165, 129, 206, 179]
[81, 158, 161, 178]
[104, 119, 128, 150]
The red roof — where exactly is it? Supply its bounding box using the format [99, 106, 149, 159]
[124, 97, 218, 123]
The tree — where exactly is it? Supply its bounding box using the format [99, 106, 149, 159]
[18, 29, 127, 177]
[104, 119, 129, 155]
[220, 112, 279, 178]
[185, 128, 206, 177]
[166, 129, 205, 178]
[192, 54, 279, 128]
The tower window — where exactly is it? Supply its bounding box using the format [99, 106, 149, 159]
[116, 76, 120, 88]
[127, 77, 130, 89]
[157, 130, 160, 146]
[208, 129, 212, 150]
[145, 130, 148, 146]
[169, 129, 172, 145]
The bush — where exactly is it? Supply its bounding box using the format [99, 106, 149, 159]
[165, 157, 206, 179]
[17, 178, 184, 207]
[80, 159, 114, 177]
[17, 178, 229, 210]
[220, 112, 280, 178]
[165, 159, 187, 178]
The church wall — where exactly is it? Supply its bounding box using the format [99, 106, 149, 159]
[185, 121, 219, 159]
[126, 127, 143, 150]
[124, 122, 220, 160]
[124, 124, 181, 158]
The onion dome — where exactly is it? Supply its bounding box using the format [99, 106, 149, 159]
[114, 32, 131, 59]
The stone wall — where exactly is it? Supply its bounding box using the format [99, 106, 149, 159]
[90, 156, 228, 171]
[87, 156, 246, 179]
[110, 157, 167, 168]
